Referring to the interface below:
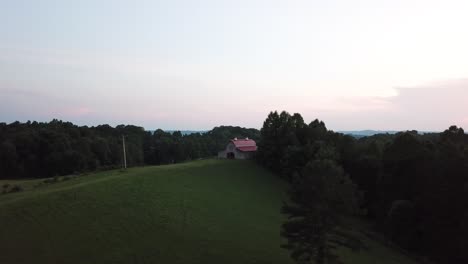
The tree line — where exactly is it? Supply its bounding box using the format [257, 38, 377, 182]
[256, 111, 468, 264]
[0, 120, 259, 179]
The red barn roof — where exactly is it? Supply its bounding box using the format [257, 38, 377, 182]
[231, 138, 257, 152]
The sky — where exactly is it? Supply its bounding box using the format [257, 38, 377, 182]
[1, 0, 468, 131]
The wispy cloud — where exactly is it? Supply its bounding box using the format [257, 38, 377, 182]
[310, 79, 468, 131]
[1, 47, 467, 130]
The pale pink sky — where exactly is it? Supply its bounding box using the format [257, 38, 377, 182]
[1, 0, 468, 131]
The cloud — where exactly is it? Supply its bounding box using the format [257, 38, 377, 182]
[388, 80, 468, 130]
[3, 79, 468, 131]
[1, 46, 468, 130]
[310, 79, 468, 131]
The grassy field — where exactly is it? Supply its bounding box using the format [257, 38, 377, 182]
[0, 159, 418, 264]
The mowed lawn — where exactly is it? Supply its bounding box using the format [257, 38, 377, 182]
[0, 159, 418, 264]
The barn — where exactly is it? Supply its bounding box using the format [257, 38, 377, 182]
[217, 138, 257, 160]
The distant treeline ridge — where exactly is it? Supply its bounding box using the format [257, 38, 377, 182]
[0, 120, 259, 179]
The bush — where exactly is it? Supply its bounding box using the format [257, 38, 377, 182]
[61, 176, 72, 181]
[386, 200, 418, 249]
[2, 183, 11, 194]
[9, 185, 23, 193]
[43, 177, 59, 184]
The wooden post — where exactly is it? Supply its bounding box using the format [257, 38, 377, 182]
[122, 135, 127, 169]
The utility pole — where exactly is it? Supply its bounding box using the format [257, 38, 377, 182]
[122, 135, 127, 169]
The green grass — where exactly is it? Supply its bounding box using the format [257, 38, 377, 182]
[0, 159, 418, 264]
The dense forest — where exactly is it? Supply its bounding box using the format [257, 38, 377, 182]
[256, 111, 468, 264]
[0, 120, 259, 179]
[1, 114, 467, 263]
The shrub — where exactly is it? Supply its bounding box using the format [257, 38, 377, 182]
[62, 176, 72, 181]
[2, 184, 11, 194]
[43, 177, 58, 184]
[9, 185, 23, 193]
[386, 200, 418, 249]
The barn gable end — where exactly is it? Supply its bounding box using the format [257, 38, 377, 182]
[217, 138, 257, 159]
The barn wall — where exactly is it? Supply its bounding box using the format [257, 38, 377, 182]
[234, 150, 254, 160]
[217, 150, 227, 159]
[227, 143, 236, 152]
[218, 142, 255, 159]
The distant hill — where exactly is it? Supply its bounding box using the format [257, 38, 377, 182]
[340, 130, 439, 138]
[339, 130, 400, 138]
[164, 130, 207, 135]
[145, 130, 207, 135]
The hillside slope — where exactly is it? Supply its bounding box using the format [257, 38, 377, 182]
[0, 160, 417, 264]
